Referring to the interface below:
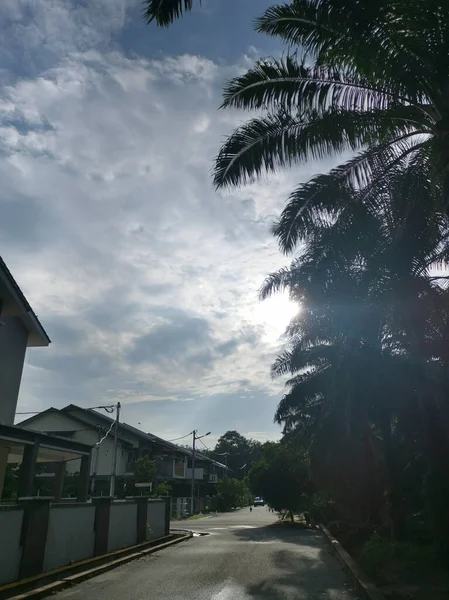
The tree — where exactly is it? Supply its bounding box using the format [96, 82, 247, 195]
[249, 442, 311, 521]
[262, 165, 449, 555]
[143, 0, 202, 26]
[156, 481, 172, 496]
[212, 477, 252, 511]
[145, 0, 449, 249]
[213, 431, 262, 478]
[133, 456, 157, 483]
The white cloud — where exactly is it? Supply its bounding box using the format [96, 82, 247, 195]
[1, 1, 339, 440]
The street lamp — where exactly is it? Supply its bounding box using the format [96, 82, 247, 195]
[190, 430, 210, 515]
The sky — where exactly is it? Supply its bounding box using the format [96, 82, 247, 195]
[0, 0, 332, 448]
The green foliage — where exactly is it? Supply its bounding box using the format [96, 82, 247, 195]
[147, 0, 449, 221]
[248, 442, 311, 515]
[213, 430, 262, 479]
[262, 164, 449, 560]
[143, 0, 200, 26]
[360, 533, 436, 577]
[212, 477, 252, 512]
[156, 481, 172, 497]
[306, 492, 339, 526]
[133, 456, 156, 483]
[2, 465, 18, 501]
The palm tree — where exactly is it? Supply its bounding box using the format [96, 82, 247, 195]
[143, 1, 201, 26]
[145, 0, 449, 250]
[261, 165, 449, 548]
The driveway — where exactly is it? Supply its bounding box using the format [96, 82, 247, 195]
[52, 508, 359, 600]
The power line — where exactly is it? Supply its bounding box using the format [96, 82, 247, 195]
[96, 419, 115, 447]
[198, 438, 210, 451]
[16, 404, 115, 416]
[167, 431, 193, 442]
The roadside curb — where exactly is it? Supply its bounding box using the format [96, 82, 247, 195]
[1, 532, 192, 600]
[319, 525, 386, 600]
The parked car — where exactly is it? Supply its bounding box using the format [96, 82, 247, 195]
[253, 497, 265, 507]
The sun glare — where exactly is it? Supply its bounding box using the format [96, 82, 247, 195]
[253, 293, 300, 344]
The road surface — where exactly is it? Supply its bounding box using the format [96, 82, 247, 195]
[53, 508, 359, 600]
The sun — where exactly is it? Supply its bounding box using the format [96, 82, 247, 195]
[253, 293, 300, 344]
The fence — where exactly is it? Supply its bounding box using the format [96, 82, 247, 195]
[0, 497, 169, 586]
[170, 496, 208, 518]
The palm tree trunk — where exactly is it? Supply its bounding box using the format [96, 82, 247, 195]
[424, 399, 449, 564]
[378, 412, 406, 541]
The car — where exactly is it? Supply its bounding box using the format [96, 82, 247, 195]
[253, 497, 265, 507]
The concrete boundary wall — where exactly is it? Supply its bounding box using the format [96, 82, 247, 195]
[44, 504, 96, 572]
[147, 500, 166, 540]
[107, 502, 138, 553]
[0, 497, 168, 586]
[0, 506, 23, 585]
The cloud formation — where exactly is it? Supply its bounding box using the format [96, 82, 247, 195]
[1, 0, 334, 441]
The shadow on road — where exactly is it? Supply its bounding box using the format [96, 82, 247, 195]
[232, 524, 357, 599]
[231, 522, 325, 549]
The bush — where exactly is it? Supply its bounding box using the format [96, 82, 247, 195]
[307, 491, 339, 525]
[157, 481, 172, 496]
[360, 533, 395, 574]
[360, 533, 436, 577]
[210, 478, 252, 511]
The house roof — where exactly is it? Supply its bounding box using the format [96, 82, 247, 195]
[58, 405, 185, 453]
[0, 257, 51, 347]
[17, 407, 134, 447]
[18, 404, 228, 470]
[0, 423, 92, 464]
[71, 407, 228, 468]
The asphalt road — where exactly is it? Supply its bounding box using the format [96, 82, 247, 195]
[53, 508, 359, 600]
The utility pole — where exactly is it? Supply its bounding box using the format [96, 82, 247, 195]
[190, 429, 210, 515]
[109, 402, 121, 497]
[90, 425, 102, 496]
[190, 430, 197, 516]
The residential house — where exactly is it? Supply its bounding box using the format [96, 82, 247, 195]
[0, 257, 50, 426]
[18, 404, 227, 497]
[0, 259, 93, 503]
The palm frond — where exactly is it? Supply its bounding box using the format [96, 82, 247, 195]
[213, 107, 417, 189]
[221, 58, 395, 113]
[272, 133, 431, 254]
[143, 0, 199, 26]
[255, 1, 436, 101]
[272, 174, 352, 253]
[259, 267, 294, 300]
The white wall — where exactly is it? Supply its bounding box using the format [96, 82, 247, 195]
[19, 412, 129, 476]
[43, 504, 95, 571]
[185, 467, 204, 480]
[0, 507, 23, 585]
[146, 500, 166, 540]
[107, 502, 137, 552]
[0, 317, 28, 425]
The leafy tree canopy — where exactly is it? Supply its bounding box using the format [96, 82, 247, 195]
[133, 456, 157, 483]
[213, 476, 252, 511]
[213, 430, 262, 478]
[248, 442, 311, 519]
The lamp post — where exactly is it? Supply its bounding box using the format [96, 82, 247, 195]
[191, 430, 210, 515]
[109, 402, 121, 497]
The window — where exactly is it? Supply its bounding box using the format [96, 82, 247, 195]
[173, 458, 185, 478]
